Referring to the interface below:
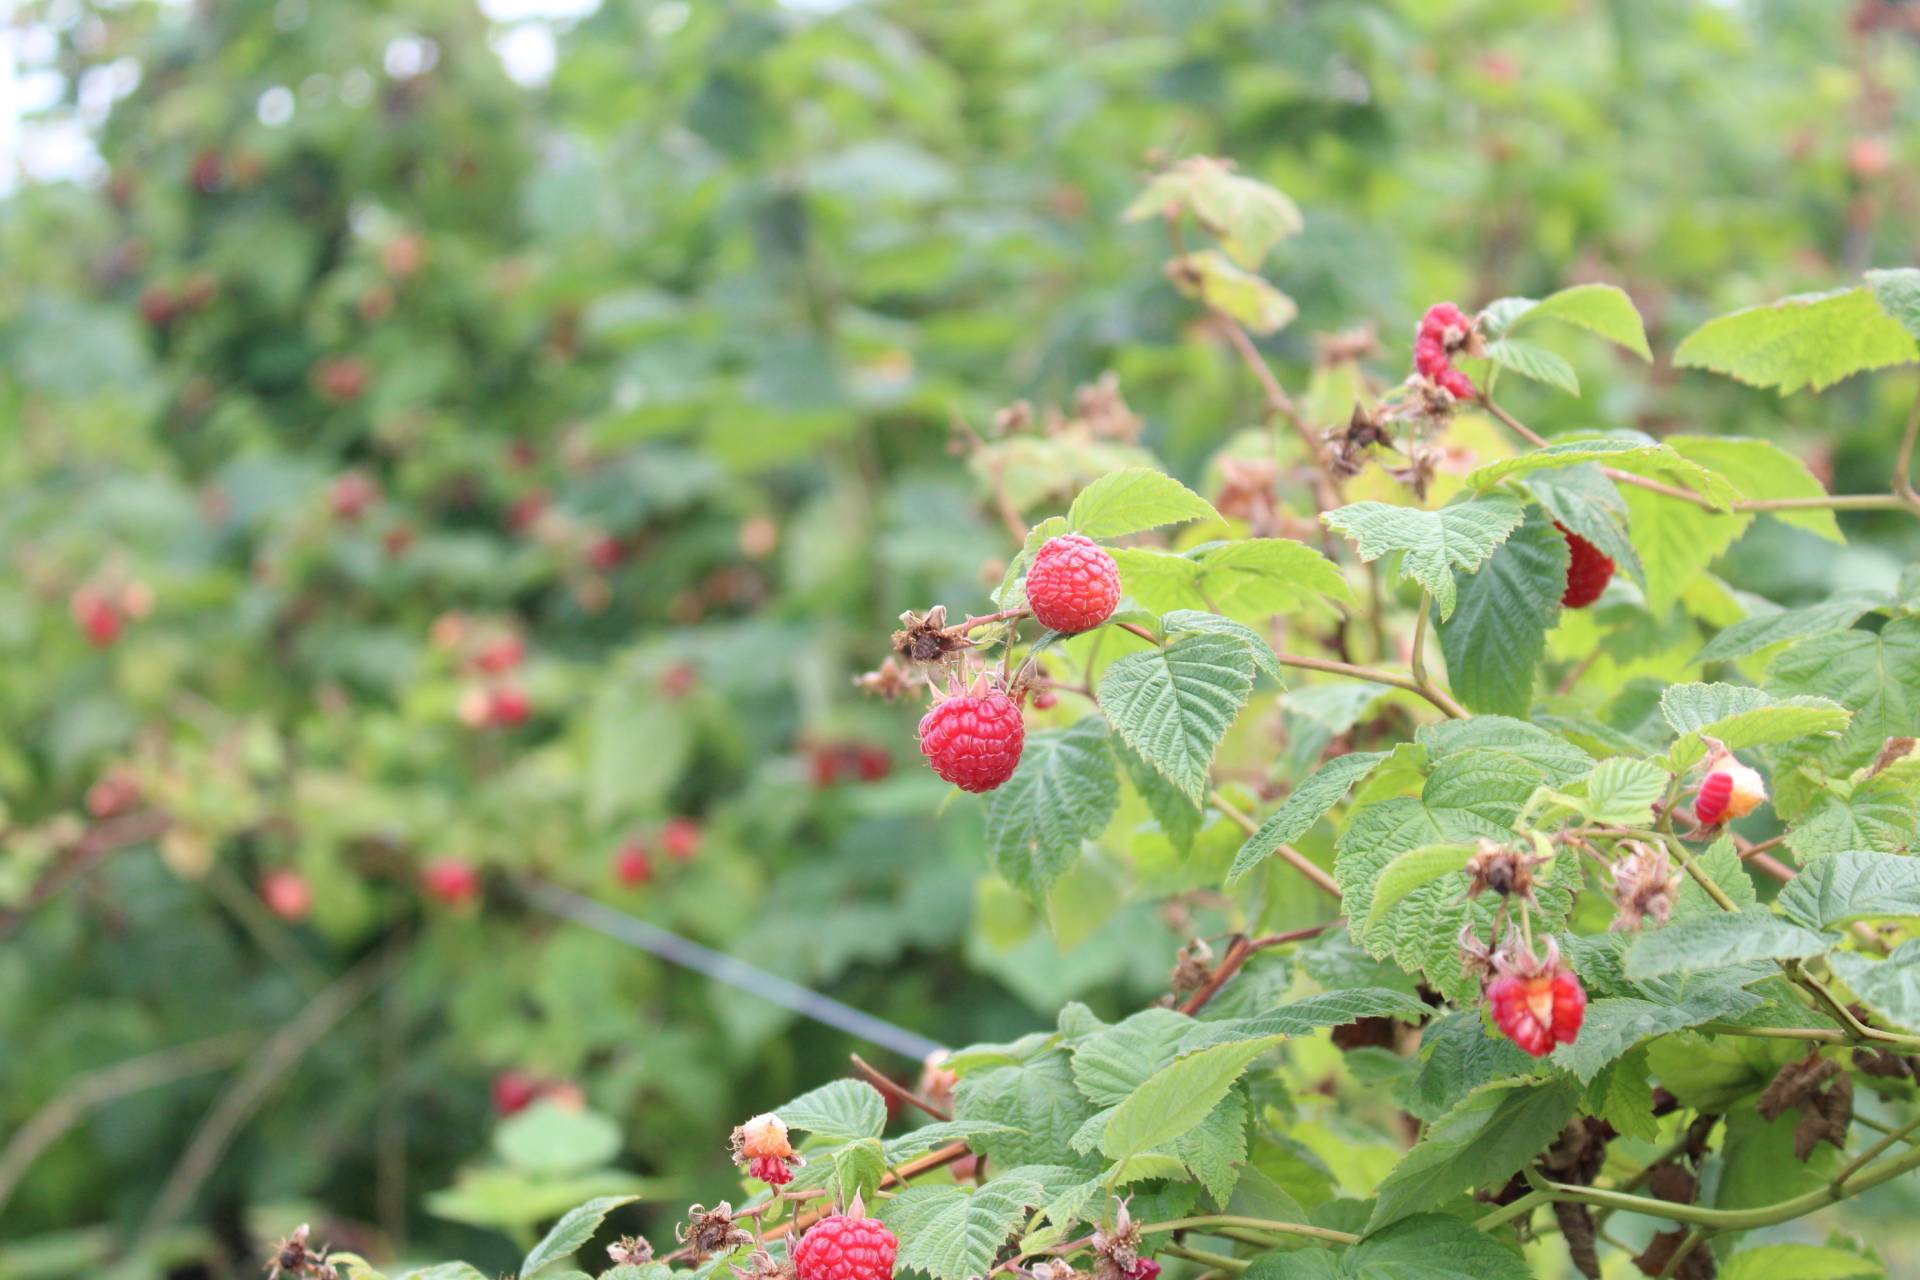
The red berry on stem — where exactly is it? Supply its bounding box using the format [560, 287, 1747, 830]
[793, 1212, 899, 1280]
[475, 633, 525, 674]
[330, 471, 378, 521]
[1025, 534, 1121, 634]
[261, 869, 313, 922]
[613, 841, 654, 887]
[662, 817, 701, 862]
[748, 1154, 793, 1185]
[72, 587, 122, 648]
[489, 683, 531, 728]
[1693, 757, 1766, 827]
[919, 691, 1024, 793]
[587, 534, 625, 571]
[1554, 521, 1615, 608]
[423, 857, 481, 907]
[1487, 968, 1586, 1058]
[492, 1069, 541, 1116]
[855, 746, 891, 782]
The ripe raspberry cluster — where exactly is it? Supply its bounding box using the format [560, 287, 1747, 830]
[1024, 534, 1121, 634]
[1413, 301, 1477, 401]
[918, 688, 1025, 792]
[793, 1212, 900, 1280]
[1553, 521, 1616, 608]
[1487, 966, 1587, 1057]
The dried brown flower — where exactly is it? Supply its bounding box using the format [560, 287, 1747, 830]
[1608, 840, 1681, 932]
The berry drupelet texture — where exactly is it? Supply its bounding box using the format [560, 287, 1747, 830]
[918, 692, 1025, 792]
[1024, 534, 1121, 634]
[1554, 521, 1616, 608]
[1487, 968, 1586, 1057]
[793, 1213, 899, 1280]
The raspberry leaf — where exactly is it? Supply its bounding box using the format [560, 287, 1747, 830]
[1656, 683, 1850, 771]
[1549, 987, 1764, 1084]
[830, 1139, 889, 1207]
[983, 717, 1121, 899]
[1570, 756, 1668, 827]
[1225, 750, 1388, 888]
[1067, 467, 1221, 539]
[777, 1079, 889, 1141]
[1099, 1034, 1283, 1161]
[1097, 632, 1255, 805]
[1435, 508, 1567, 716]
[1161, 609, 1283, 681]
[952, 1052, 1101, 1170]
[1522, 463, 1644, 587]
[1123, 157, 1303, 269]
[1674, 283, 1919, 395]
[1323, 495, 1526, 620]
[1669, 435, 1846, 543]
[1169, 251, 1298, 335]
[1622, 480, 1752, 616]
[1719, 1244, 1886, 1280]
[518, 1195, 640, 1280]
[1361, 843, 1477, 938]
[1766, 616, 1920, 775]
[877, 1180, 1050, 1280]
[1693, 591, 1886, 667]
[1482, 282, 1652, 360]
[1482, 336, 1579, 395]
[1777, 851, 1920, 929]
[1785, 778, 1920, 858]
[1367, 1079, 1580, 1229]
[1624, 912, 1837, 980]
[1830, 945, 1920, 1033]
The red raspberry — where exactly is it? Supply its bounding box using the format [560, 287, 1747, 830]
[749, 1154, 794, 1185]
[1554, 522, 1615, 608]
[1420, 301, 1470, 339]
[422, 857, 482, 907]
[854, 746, 891, 783]
[72, 587, 122, 648]
[1487, 968, 1586, 1057]
[587, 534, 625, 571]
[490, 683, 532, 728]
[793, 1212, 899, 1280]
[918, 692, 1025, 793]
[260, 869, 313, 922]
[1024, 534, 1121, 634]
[1436, 368, 1476, 401]
[662, 817, 701, 862]
[1126, 1262, 1162, 1280]
[474, 633, 525, 674]
[613, 841, 654, 887]
[1694, 757, 1766, 827]
[492, 1069, 542, 1116]
[330, 471, 378, 521]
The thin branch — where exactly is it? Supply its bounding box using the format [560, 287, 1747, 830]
[851, 1053, 950, 1122]
[1138, 1214, 1358, 1248]
[1898, 381, 1920, 506]
[0, 808, 172, 939]
[1175, 921, 1345, 1015]
[1273, 650, 1468, 719]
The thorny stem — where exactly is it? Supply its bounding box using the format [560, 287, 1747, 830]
[1208, 793, 1343, 899]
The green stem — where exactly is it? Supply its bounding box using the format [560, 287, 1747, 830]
[1475, 1189, 1550, 1232]
[1138, 1215, 1359, 1248]
[1833, 1111, 1920, 1189]
[1271, 651, 1468, 720]
[1161, 1244, 1248, 1274]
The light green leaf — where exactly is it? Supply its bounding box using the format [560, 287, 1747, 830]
[878, 1180, 1049, 1280]
[952, 1053, 1099, 1170]
[1578, 757, 1669, 826]
[1098, 633, 1254, 804]
[1694, 593, 1884, 667]
[1169, 250, 1297, 334]
[1868, 267, 1920, 339]
[1670, 435, 1845, 543]
[1673, 285, 1918, 395]
[1624, 911, 1837, 980]
[1362, 844, 1477, 938]
[1550, 987, 1763, 1084]
[1657, 683, 1851, 770]
[1100, 1036, 1282, 1161]
[1467, 438, 1671, 489]
[1767, 616, 1920, 775]
[1523, 463, 1643, 587]
[1831, 942, 1920, 1032]
[831, 1139, 889, 1207]
[1067, 468, 1221, 539]
[519, 1196, 640, 1280]
[778, 1079, 888, 1141]
[1323, 495, 1527, 620]
[1483, 336, 1578, 395]
[1778, 851, 1920, 929]
[1623, 482, 1752, 617]
[1225, 752, 1387, 888]
[1486, 283, 1651, 359]
[1367, 1080, 1579, 1229]
[1162, 610, 1282, 681]
[1436, 508, 1568, 715]
[494, 1102, 623, 1177]
[1721, 1243, 1883, 1280]
[984, 717, 1120, 899]
[1205, 988, 1433, 1040]
[1125, 157, 1303, 268]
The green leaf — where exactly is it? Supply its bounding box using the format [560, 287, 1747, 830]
[1523, 464, 1643, 587]
[1467, 438, 1670, 489]
[1111, 540, 1350, 619]
[1767, 616, 1920, 774]
[1657, 683, 1851, 770]
[1125, 157, 1303, 268]
[1488, 283, 1652, 359]
[1788, 778, 1920, 859]
[1694, 593, 1884, 667]
[494, 1102, 623, 1177]
[1174, 1091, 1249, 1205]
[1623, 481, 1752, 617]
[1206, 988, 1433, 1040]
[1362, 844, 1477, 938]
[1161, 610, 1282, 681]
[952, 1053, 1100, 1170]
[1673, 285, 1918, 394]
[1549, 987, 1763, 1083]
[878, 1179, 1049, 1280]
[1323, 495, 1527, 621]
[1669, 435, 1845, 543]
[1482, 336, 1578, 394]
[1367, 1080, 1580, 1229]
[1225, 752, 1386, 888]
[1098, 633, 1254, 805]
[1066, 468, 1220, 540]
[778, 1079, 888, 1141]
[1624, 911, 1837, 980]
[1832, 942, 1920, 1032]
[1578, 757, 1669, 826]
[1100, 1035, 1282, 1161]
[1721, 1243, 1883, 1280]
[1071, 1008, 1201, 1105]
[1779, 851, 1920, 929]
[984, 717, 1121, 898]
[831, 1139, 888, 1206]
[1868, 267, 1920, 338]
[1436, 508, 1568, 715]
[1169, 251, 1297, 334]
[1116, 735, 1204, 852]
[519, 1196, 639, 1280]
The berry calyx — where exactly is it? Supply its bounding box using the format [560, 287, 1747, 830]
[613, 841, 654, 887]
[260, 869, 313, 922]
[1487, 967, 1586, 1057]
[1694, 754, 1766, 827]
[792, 1210, 899, 1280]
[918, 685, 1025, 793]
[1024, 534, 1121, 634]
[422, 857, 482, 907]
[1554, 521, 1615, 608]
[662, 817, 701, 862]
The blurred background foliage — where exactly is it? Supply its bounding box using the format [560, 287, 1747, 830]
[3, 0, 1920, 1275]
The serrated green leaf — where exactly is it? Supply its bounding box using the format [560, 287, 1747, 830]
[1098, 633, 1254, 804]
[1115, 735, 1203, 852]
[1523, 463, 1644, 587]
[1788, 779, 1920, 859]
[1721, 1243, 1883, 1280]
[1490, 283, 1651, 359]
[1125, 157, 1303, 268]
[1323, 495, 1527, 620]
[878, 1179, 1049, 1280]
[1623, 482, 1752, 617]
[1161, 610, 1282, 681]
[1831, 942, 1920, 1032]
[1778, 851, 1920, 929]
[1367, 1079, 1579, 1229]
[778, 1079, 888, 1140]
[952, 1053, 1099, 1170]
[1100, 1035, 1282, 1161]
[1225, 752, 1386, 888]
[1693, 593, 1883, 667]
[1071, 1007, 1200, 1105]
[1578, 757, 1668, 826]
[1673, 285, 1918, 395]
[1767, 616, 1920, 774]
[1657, 683, 1851, 770]
[1170, 251, 1297, 334]
[830, 1139, 888, 1206]
[1067, 467, 1220, 539]
[984, 717, 1120, 899]
[1401, 1010, 1541, 1123]
[1173, 1090, 1248, 1205]
[1483, 336, 1578, 394]
[1204, 988, 1433, 1040]
[1624, 911, 1837, 980]
[1467, 438, 1671, 489]
[1436, 508, 1567, 715]
[1549, 986, 1762, 1083]
[1670, 435, 1845, 543]
[1868, 267, 1920, 339]
[519, 1196, 639, 1280]
[1362, 844, 1476, 938]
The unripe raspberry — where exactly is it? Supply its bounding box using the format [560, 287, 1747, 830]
[613, 841, 654, 887]
[1032, 690, 1058, 711]
[1486, 967, 1586, 1057]
[793, 1212, 899, 1280]
[1694, 757, 1766, 827]
[918, 691, 1025, 793]
[735, 1112, 794, 1160]
[1024, 534, 1121, 634]
[662, 817, 701, 862]
[457, 684, 493, 728]
[260, 869, 313, 922]
[1554, 522, 1616, 608]
[422, 857, 481, 907]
